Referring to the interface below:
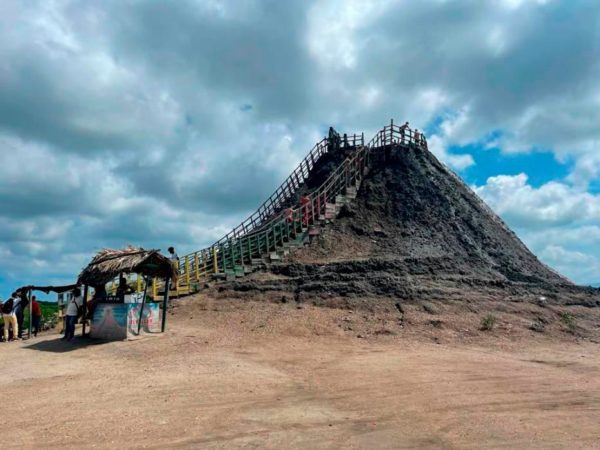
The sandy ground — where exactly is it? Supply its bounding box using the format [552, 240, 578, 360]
[2, 297, 600, 449]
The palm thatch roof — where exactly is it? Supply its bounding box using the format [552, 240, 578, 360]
[78, 246, 177, 286]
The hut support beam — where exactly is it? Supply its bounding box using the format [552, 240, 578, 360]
[161, 277, 171, 333]
[28, 290, 32, 339]
[137, 276, 150, 335]
[82, 285, 89, 337]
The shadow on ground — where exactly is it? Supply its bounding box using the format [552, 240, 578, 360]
[24, 336, 110, 353]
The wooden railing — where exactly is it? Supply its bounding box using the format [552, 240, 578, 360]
[214, 131, 364, 245]
[367, 119, 428, 149]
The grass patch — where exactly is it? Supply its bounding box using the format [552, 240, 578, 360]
[480, 313, 497, 331]
[560, 312, 576, 333]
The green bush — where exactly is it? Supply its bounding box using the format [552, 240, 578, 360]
[560, 312, 576, 333]
[480, 313, 497, 331]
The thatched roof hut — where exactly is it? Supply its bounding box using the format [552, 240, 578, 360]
[78, 246, 177, 286]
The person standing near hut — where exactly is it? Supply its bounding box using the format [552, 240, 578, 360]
[15, 290, 28, 339]
[63, 287, 83, 341]
[12, 291, 23, 339]
[2, 293, 18, 341]
[31, 296, 42, 337]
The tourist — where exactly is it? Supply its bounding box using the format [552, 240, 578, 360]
[63, 287, 83, 341]
[15, 290, 28, 339]
[31, 296, 42, 337]
[328, 126, 340, 152]
[117, 275, 134, 297]
[2, 293, 18, 341]
[399, 122, 409, 144]
[13, 291, 23, 339]
[168, 246, 180, 270]
[300, 195, 311, 226]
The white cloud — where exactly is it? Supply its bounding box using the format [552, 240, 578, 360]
[475, 173, 600, 283]
[538, 245, 600, 285]
[475, 173, 600, 228]
[428, 135, 474, 170]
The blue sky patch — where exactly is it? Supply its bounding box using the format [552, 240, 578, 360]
[460, 144, 571, 187]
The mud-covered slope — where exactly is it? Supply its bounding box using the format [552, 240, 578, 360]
[274, 143, 358, 214]
[228, 143, 599, 306]
[304, 144, 567, 284]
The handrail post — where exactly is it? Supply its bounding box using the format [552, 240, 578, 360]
[185, 255, 190, 287]
[194, 253, 200, 282]
[213, 247, 218, 273]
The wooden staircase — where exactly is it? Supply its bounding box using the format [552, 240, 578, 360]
[148, 120, 427, 300]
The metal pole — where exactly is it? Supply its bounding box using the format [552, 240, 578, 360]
[28, 290, 32, 339]
[161, 277, 171, 333]
[82, 285, 89, 337]
[137, 276, 149, 335]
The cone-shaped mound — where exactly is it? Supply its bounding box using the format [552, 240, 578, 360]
[295, 144, 567, 285]
[230, 144, 599, 307]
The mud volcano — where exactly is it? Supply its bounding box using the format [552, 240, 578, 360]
[228, 142, 599, 309]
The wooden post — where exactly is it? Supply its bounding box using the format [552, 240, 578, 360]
[213, 247, 218, 273]
[28, 290, 32, 339]
[82, 285, 89, 337]
[152, 277, 157, 301]
[137, 274, 142, 293]
[137, 276, 149, 335]
[161, 277, 171, 333]
[185, 256, 190, 287]
[195, 253, 200, 282]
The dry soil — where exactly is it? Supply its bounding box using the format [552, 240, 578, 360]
[2, 296, 600, 449]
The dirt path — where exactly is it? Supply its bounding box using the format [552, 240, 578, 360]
[2, 300, 600, 449]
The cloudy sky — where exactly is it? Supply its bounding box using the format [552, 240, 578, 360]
[1, 0, 599, 298]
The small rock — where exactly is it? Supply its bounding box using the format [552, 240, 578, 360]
[422, 302, 438, 315]
[529, 319, 545, 333]
[430, 320, 443, 328]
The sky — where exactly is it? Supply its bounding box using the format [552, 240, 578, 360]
[1, 0, 599, 299]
